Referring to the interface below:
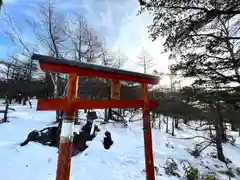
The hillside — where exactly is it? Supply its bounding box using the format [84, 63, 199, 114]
[0, 100, 240, 180]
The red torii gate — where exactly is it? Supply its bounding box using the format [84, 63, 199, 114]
[31, 53, 160, 180]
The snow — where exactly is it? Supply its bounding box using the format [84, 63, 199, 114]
[1, 100, 240, 180]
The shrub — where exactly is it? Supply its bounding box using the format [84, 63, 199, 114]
[163, 158, 181, 178]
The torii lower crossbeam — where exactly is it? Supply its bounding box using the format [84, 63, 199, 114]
[37, 99, 157, 110]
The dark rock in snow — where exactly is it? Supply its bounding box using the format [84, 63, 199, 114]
[103, 131, 113, 150]
[20, 121, 100, 156]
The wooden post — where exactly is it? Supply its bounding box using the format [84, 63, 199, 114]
[111, 79, 121, 117]
[111, 80, 120, 100]
[142, 83, 155, 180]
[56, 73, 78, 180]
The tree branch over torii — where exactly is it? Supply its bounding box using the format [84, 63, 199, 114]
[138, 0, 240, 15]
[0, 0, 3, 10]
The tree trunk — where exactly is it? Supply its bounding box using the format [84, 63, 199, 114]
[152, 112, 155, 119]
[231, 120, 237, 131]
[175, 118, 179, 129]
[119, 108, 122, 116]
[75, 111, 79, 124]
[237, 123, 240, 136]
[123, 109, 126, 116]
[158, 118, 161, 130]
[9, 98, 12, 104]
[104, 108, 108, 123]
[209, 123, 213, 138]
[28, 99, 32, 109]
[216, 103, 227, 142]
[56, 111, 61, 123]
[151, 113, 155, 128]
[172, 118, 175, 136]
[189, 115, 192, 121]
[215, 123, 226, 162]
[23, 96, 27, 105]
[17, 95, 22, 104]
[3, 99, 9, 122]
[51, 73, 60, 122]
[108, 108, 112, 120]
[166, 116, 169, 133]
[183, 118, 188, 125]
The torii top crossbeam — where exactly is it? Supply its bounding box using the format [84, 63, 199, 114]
[31, 54, 160, 84]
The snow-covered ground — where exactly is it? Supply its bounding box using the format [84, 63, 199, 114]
[1, 100, 240, 180]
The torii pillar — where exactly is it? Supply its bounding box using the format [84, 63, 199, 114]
[56, 73, 78, 180]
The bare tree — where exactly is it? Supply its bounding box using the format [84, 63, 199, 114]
[112, 50, 128, 116]
[32, 0, 68, 99]
[63, 13, 105, 115]
[65, 14, 104, 63]
[0, 8, 37, 58]
[138, 47, 155, 74]
[22, 0, 69, 121]
[112, 50, 127, 69]
[99, 51, 114, 122]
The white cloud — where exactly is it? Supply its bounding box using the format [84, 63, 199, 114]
[99, 1, 174, 86]
[2, 0, 181, 87]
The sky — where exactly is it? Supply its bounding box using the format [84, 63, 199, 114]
[0, 0, 190, 87]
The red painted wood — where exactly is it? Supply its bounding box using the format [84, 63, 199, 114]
[37, 98, 66, 111]
[142, 84, 155, 180]
[37, 99, 158, 110]
[56, 74, 78, 180]
[73, 99, 157, 109]
[56, 141, 72, 180]
[39, 62, 159, 84]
